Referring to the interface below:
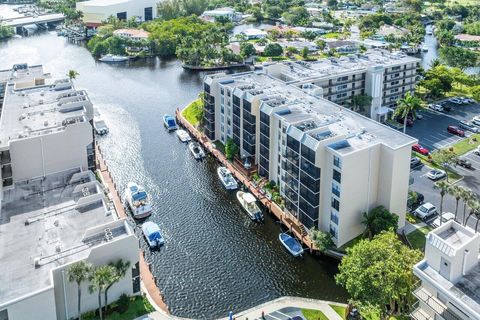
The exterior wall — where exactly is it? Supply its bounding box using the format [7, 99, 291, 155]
[0, 288, 56, 320]
[52, 232, 139, 320]
[77, 0, 157, 25]
[9, 121, 93, 183]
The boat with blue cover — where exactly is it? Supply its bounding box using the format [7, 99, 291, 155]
[124, 182, 152, 219]
[163, 114, 178, 131]
[142, 221, 165, 248]
[279, 233, 303, 257]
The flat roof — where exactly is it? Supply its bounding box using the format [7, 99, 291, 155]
[213, 71, 416, 152]
[77, 0, 133, 7]
[0, 78, 92, 147]
[0, 64, 47, 84]
[0, 169, 127, 305]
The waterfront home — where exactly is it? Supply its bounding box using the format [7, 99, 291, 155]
[241, 28, 267, 40]
[113, 28, 150, 41]
[278, 40, 318, 53]
[200, 7, 241, 23]
[76, 0, 157, 28]
[376, 24, 410, 39]
[454, 34, 480, 49]
[324, 40, 359, 54]
[412, 221, 480, 320]
[203, 50, 419, 247]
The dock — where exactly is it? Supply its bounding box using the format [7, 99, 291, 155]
[175, 108, 316, 253]
[95, 143, 170, 314]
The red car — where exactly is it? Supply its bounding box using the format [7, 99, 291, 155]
[447, 126, 465, 137]
[412, 143, 429, 155]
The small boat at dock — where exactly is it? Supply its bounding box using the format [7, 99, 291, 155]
[236, 191, 263, 221]
[189, 142, 205, 159]
[279, 233, 304, 257]
[176, 129, 191, 142]
[98, 54, 129, 63]
[163, 114, 178, 131]
[124, 182, 152, 219]
[421, 44, 428, 52]
[142, 221, 165, 248]
[217, 167, 238, 190]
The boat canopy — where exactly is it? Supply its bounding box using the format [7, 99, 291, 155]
[129, 184, 138, 193]
[243, 193, 256, 204]
[280, 233, 303, 252]
[132, 191, 147, 201]
[143, 222, 162, 242]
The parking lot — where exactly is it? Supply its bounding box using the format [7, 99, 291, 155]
[407, 100, 480, 229]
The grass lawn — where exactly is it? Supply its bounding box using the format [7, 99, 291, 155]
[450, 134, 480, 155]
[337, 234, 365, 253]
[83, 296, 154, 320]
[413, 152, 462, 181]
[323, 32, 341, 39]
[302, 309, 329, 320]
[407, 225, 433, 251]
[445, 0, 478, 5]
[181, 98, 203, 127]
[329, 305, 347, 319]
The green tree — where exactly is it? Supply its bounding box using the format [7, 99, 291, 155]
[157, 0, 183, 20]
[0, 24, 14, 39]
[67, 69, 79, 80]
[264, 43, 283, 57]
[89, 265, 116, 320]
[393, 92, 422, 133]
[240, 42, 256, 58]
[462, 189, 476, 225]
[265, 5, 282, 19]
[440, 47, 479, 70]
[336, 232, 422, 318]
[225, 137, 239, 161]
[282, 6, 309, 26]
[449, 185, 464, 222]
[104, 259, 131, 311]
[301, 46, 309, 59]
[67, 261, 92, 320]
[431, 149, 458, 183]
[310, 229, 334, 252]
[361, 206, 399, 240]
[434, 180, 451, 225]
[315, 39, 326, 51]
[349, 94, 372, 114]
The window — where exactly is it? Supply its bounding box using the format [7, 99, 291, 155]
[301, 144, 316, 163]
[116, 11, 127, 19]
[330, 212, 339, 225]
[333, 156, 341, 168]
[330, 225, 337, 238]
[333, 169, 341, 183]
[243, 100, 251, 112]
[331, 197, 340, 211]
[392, 66, 401, 71]
[337, 76, 348, 82]
[144, 7, 153, 21]
[332, 183, 340, 197]
[336, 84, 347, 91]
[336, 92, 347, 99]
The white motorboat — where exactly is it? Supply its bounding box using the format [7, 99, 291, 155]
[217, 167, 238, 190]
[99, 54, 129, 63]
[124, 182, 152, 219]
[142, 221, 165, 248]
[189, 141, 205, 159]
[94, 119, 109, 135]
[421, 44, 428, 52]
[236, 191, 263, 221]
[176, 129, 191, 142]
[279, 233, 304, 257]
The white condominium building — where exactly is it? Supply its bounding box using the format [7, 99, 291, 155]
[412, 221, 480, 320]
[0, 64, 140, 320]
[203, 61, 417, 247]
[262, 50, 420, 122]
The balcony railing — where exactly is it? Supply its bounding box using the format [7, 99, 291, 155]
[413, 287, 463, 320]
[410, 302, 433, 320]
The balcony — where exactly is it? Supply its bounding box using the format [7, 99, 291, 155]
[413, 287, 463, 320]
[410, 302, 433, 320]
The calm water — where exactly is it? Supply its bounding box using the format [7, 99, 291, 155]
[0, 31, 347, 318]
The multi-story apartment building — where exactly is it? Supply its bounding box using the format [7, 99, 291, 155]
[0, 65, 140, 320]
[262, 50, 419, 122]
[412, 221, 480, 320]
[203, 61, 417, 247]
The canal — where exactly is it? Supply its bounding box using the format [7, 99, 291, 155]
[0, 31, 348, 318]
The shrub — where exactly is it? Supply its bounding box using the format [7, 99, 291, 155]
[117, 293, 131, 313]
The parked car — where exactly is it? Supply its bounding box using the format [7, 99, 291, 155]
[447, 126, 465, 137]
[396, 116, 414, 127]
[457, 158, 472, 169]
[410, 156, 421, 168]
[459, 120, 479, 133]
[428, 104, 444, 112]
[460, 97, 475, 104]
[442, 104, 452, 112]
[472, 116, 480, 126]
[415, 202, 437, 220]
[408, 191, 425, 210]
[431, 212, 456, 228]
[412, 143, 429, 155]
[449, 97, 463, 105]
[427, 169, 446, 180]
[475, 146, 480, 156]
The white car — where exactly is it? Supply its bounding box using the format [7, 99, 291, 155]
[472, 116, 480, 126]
[431, 212, 455, 228]
[428, 104, 444, 112]
[426, 169, 446, 180]
[449, 98, 463, 105]
[410, 157, 421, 167]
[415, 202, 437, 220]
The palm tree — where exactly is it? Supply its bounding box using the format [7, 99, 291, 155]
[465, 200, 480, 230]
[68, 69, 79, 80]
[461, 188, 476, 225]
[434, 180, 450, 226]
[362, 211, 375, 240]
[393, 92, 422, 133]
[449, 185, 463, 222]
[89, 265, 116, 320]
[104, 259, 131, 311]
[67, 261, 92, 320]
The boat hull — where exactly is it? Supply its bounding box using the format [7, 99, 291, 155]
[236, 191, 263, 221]
[217, 167, 238, 190]
[163, 115, 178, 131]
[279, 233, 303, 257]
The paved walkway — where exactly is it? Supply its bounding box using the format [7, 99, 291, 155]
[403, 220, 428, 235]
[144, 296, 347, 320]
[96, 144, 169, 314]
